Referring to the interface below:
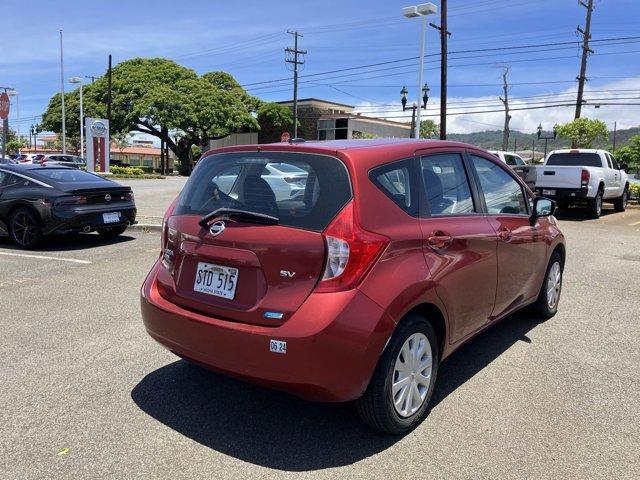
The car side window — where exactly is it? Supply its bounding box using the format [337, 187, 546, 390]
[0, 171, 7, 185]
[420, 153, 475, 216]
[605, 154, 613, 169]
[505, 155, 517, 166]
[610, 154, 619, 170]
[370, 159, 417, 216]
[470, 155, 528, 215]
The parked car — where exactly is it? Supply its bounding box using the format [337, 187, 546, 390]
[140, 139, 565, 434]
[525, 149, 629, 218]
[0, 164, 136, 248]
[21, 154, 45, 164]
[1, 157, 18, 165]
[27, 153, 86, 168]
[214, 161, 308, 201]
[489, 150, 527, 167]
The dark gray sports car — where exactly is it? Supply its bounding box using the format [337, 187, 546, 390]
[0, 164, 136, 248]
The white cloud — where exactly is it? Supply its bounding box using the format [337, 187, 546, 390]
[353, 77, 640, 134]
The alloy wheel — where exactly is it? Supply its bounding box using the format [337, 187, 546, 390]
[12, 211, 37, 246]
[546, 261, 562, 309]
[391, 332, 433, 418]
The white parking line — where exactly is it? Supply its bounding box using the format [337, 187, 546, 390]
[0, 251, 92, 264]
[629, 220, 640, 226]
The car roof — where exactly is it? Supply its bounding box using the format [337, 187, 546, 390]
[0, 164, 77, 173]
[203, 139, 487, 162]
[548, 149, 604, 154]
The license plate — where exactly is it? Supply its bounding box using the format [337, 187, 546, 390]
[102, 212, 121, 223]
[193, 262, 239, 300]
[542, 189, 556, 196]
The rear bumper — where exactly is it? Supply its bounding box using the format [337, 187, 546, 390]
[140, 261, 395, 402]
[535, 186, 589, 201]
[46, 204, 137, 234]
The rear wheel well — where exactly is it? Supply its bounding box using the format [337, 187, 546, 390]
[598, 182, 605, 193]
[401, 303, 446, 357]
[7, 203, 41, 227]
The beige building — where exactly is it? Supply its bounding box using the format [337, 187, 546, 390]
[110, 145, 175, 171]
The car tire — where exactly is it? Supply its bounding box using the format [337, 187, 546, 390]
[532, 251, 563, 320]
[586, 190, 603, 219]
[9, 207, 43, 249]
[613, 187, 628, 212]
[97, 225, 128, 238]
[356, 314, 439, 434]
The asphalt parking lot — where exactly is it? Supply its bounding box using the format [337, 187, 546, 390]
[1, 207, 639, 480]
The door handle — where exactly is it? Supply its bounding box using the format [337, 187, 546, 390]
[497, 227, 513, 242]
[427, 232, 453, 250]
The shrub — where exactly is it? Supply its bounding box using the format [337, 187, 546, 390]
[110, 165, 144, 176]
[628, 183, 640, 200]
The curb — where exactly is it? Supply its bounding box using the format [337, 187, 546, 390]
[128, 224, 162, 232]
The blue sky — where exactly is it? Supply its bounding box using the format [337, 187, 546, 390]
[2, 0, 640, 137]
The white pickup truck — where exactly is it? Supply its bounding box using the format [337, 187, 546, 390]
[515, 149, 629, 218]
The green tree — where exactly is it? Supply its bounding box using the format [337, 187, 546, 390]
[257, 102, 293, 130]
[41, 58, 260, 174]
[420, 119, 439, 139]
[616, 134, 640, 170]
[555, 118, 609, 148]
[6, 137, 27, 154]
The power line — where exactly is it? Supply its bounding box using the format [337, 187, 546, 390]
[241, 35, 640, 89]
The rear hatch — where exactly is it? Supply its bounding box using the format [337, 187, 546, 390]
[537, 152, 603, 189]
[535, 166, 584, 189]
[156, 151, 352, 327]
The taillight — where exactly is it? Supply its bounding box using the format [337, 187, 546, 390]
[121, 191, 134, 201]
[315, 201, 389, 293]
[581, 169, 590, 186]
[54, 195, 87, 205]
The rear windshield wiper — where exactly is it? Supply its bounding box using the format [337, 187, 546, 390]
[199, 208, 279, 227]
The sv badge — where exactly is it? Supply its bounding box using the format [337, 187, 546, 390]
[280, 270, 296, 278]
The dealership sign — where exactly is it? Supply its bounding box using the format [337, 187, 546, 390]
[0, 92, 10, 120]
[85, 118, 110, 173]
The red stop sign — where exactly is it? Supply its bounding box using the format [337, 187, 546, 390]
[0, 92, 10, 120]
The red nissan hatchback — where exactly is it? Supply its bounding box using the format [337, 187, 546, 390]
[141, 139, 565, 434]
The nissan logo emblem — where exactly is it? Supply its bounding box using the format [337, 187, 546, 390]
[209, 220, 226, 237]
[104, 194, 111, 202]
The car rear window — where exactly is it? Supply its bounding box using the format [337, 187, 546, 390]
[33, 169, 107, 182]
[175, 152, 352, 232]
[546, 153, 601, 167]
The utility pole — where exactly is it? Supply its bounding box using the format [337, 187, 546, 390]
[575, 0, 594, 120]
[107, 54, 112, 126]
[499, 67, 511, 152]
[613, 121, 617, 152]
[429, 0, 450, 139]
[285, 31, 306, 139]
[59, 30, 66, 154]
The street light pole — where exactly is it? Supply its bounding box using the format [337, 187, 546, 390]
[403, 3, 437, 139]
[69, 77, 84, 157]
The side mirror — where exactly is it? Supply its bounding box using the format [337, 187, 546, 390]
[620, 163, 629, 172]
[531, 197, 555, 223]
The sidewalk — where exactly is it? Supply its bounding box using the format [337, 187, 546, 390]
[116, 176, 188, 229]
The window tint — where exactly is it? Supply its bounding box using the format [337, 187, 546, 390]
[0, 171, 7, 185]
[212, 165, 241, 195]
[420, 154, 475, 216]
[546, 152, 601, 167]
[610, 155, 619, 170]
[505, 155, 517, 166]
[606, 154, 613, 169]
[175, 152, 351, 232]
[471, 156, 528, 215]
[33, 169, 108, 183]
[6, 174, 22, 186]
[371, 161, 415, 214]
